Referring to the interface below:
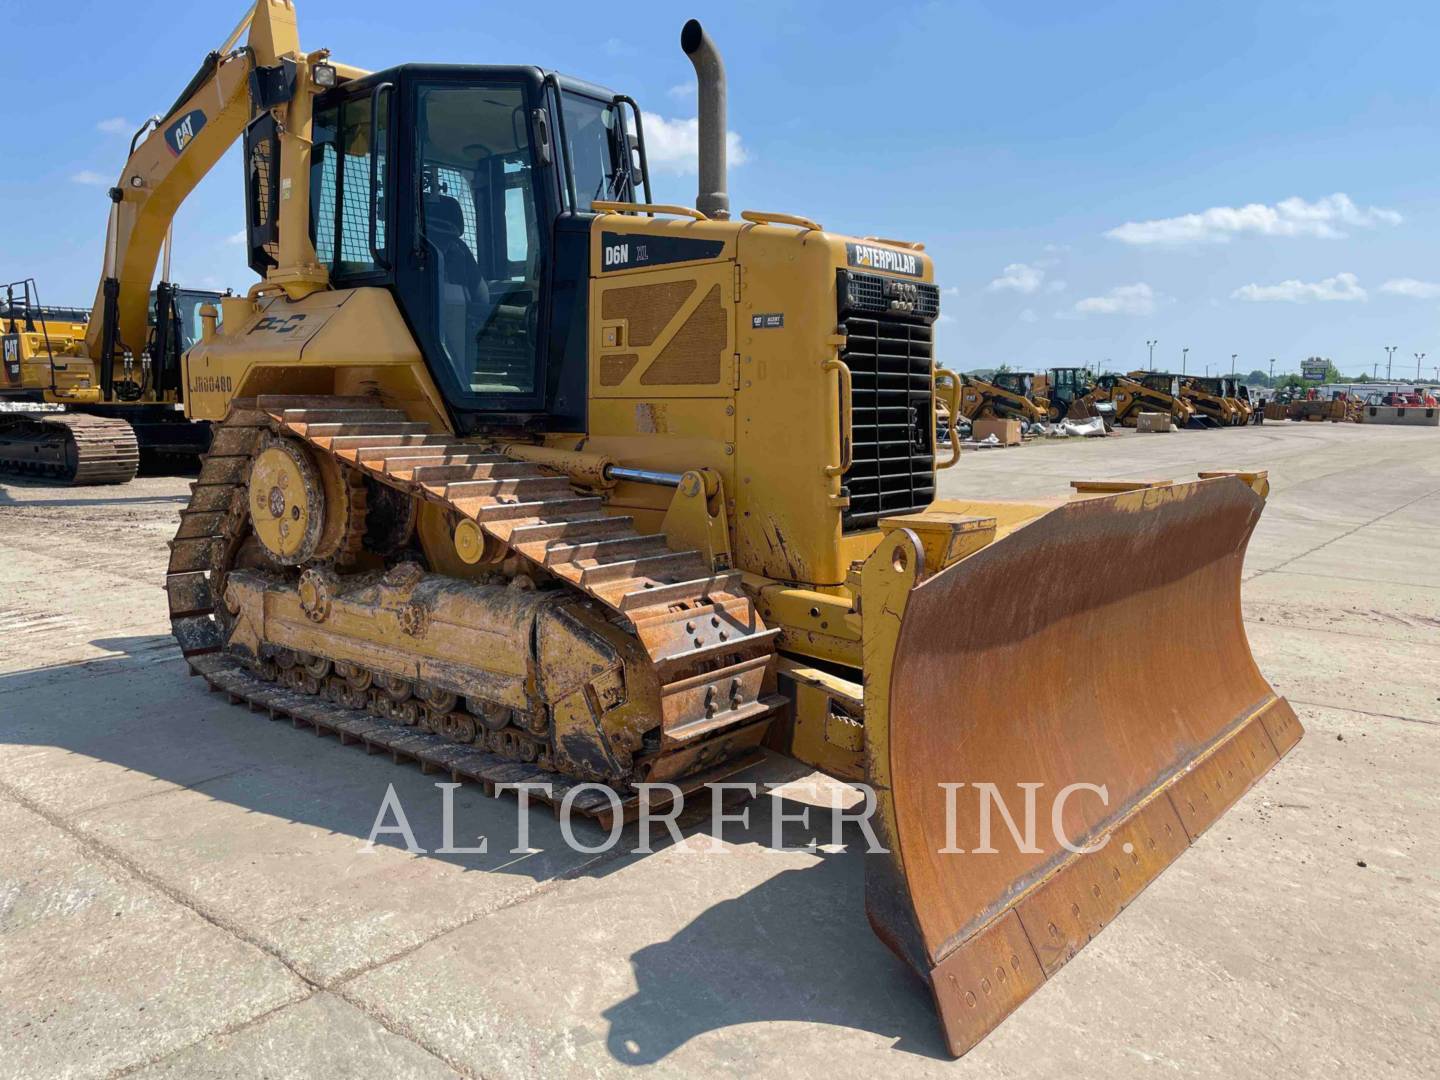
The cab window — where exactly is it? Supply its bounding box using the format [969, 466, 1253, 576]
[562, 92, 631, 210]
[416, 82, 543, 397]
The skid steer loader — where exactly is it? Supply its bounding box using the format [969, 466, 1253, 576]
[101, 1, 1300, 1057]
[1179, 375, 1238, 427]
[1083, 371, 1198, 428]
[956, 371, 1048, 424]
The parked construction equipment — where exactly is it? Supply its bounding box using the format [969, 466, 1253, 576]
[1180, 376, 1239, 427]
[1080, 371, 1198, 428]
[0, 268, 220, 481]
[1037, 366, 1103, 422]
[33, 0, 1312, 1057]
[956, 371, 1049, 424]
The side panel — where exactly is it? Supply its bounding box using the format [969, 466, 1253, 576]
[181, 288, 451, 431]
[583, 217, 739, 531]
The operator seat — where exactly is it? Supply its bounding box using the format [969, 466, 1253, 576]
[424, 193, 489, 382]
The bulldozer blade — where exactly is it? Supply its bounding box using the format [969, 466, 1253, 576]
[860, 476, 1302, 1058]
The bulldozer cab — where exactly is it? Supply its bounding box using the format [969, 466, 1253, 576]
[281, 66, 643, 430]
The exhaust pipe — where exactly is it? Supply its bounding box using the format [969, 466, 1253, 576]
[680, 19, 729, 220]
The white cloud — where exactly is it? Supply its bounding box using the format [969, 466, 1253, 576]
[96, 117, 130, 135]
[940, 285, 961, 296]
[1106, 193, 1401, 246]
[602, 37, 633, 57]
[71, 170, 108, 186]
[1231, 272, 1366, 303]
[226, 230, 247, 246]
[987, 262, 1045, 294]
[667, 82, 694, 100]
[1045, 279, 1067, 294]
[638, 114, 749, 176]
[1072, 282, 1159, 316]
[1019, 308, 1039, 323]
[1380, 277, 1440, 299]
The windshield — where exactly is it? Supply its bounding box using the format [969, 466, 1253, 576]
[562, 92, 631, 211]
[416, 82, 543, 397]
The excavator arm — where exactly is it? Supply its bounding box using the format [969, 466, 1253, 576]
[82, 0, 345, 398]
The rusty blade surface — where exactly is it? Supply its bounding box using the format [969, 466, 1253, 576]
[864, 477, 1303, 1057]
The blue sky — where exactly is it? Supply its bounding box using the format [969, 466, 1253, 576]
[4, 0, 1440, 382]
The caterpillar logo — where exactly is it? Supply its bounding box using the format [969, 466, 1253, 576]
[846, 241, 923, 278]
[3, 338, 17, 364]
[164, 109, 209, 157]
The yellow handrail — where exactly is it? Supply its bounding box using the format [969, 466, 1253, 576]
[741, 210, 823, 231]
[591, 201, 708, 221]
[824, 357, 854, 477]
[934, 369, 962, 469]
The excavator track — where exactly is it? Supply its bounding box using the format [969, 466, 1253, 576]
[0, 411, 140, 484]
[166, 396, 782, 823]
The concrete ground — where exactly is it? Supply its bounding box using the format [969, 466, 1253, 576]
[0, 421, 1436, 1079]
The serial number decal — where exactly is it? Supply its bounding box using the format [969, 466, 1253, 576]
[846, 241, 923, 277]
[249, 314, 308, 335]
[751, 313, 784, 329]
[189, 375, 233, 394]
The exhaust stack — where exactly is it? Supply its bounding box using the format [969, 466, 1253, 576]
[680, 19, 729, 220]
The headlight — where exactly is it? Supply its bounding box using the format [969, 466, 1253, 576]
[312, 63, 337, 88]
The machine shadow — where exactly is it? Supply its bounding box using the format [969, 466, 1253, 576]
[0, 635, 945, 1058]
[602, 814, 952, 1063]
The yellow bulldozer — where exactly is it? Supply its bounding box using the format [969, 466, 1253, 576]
[69, 0, 1305, 1057]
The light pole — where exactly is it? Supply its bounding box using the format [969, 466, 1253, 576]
[1385, 345, 1397, 381]
[1182, 346, 1189, 375]
[1146, 339, 1157, 368]
[1230, 353, 1237, 379]
[1268, 357, 1276, 384]
[1416, 352, 1427, 380]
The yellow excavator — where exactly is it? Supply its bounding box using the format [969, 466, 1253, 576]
[956, 371, 1049, 424]
[0, 264, 220, 482]
[78, 0, 1303, 1057]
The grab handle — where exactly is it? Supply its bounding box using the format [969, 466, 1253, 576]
[934, 368, 962, 469]
[824, 357, 853, 478]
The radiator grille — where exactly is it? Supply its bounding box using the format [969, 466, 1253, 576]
[839, 314, 937, 531]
